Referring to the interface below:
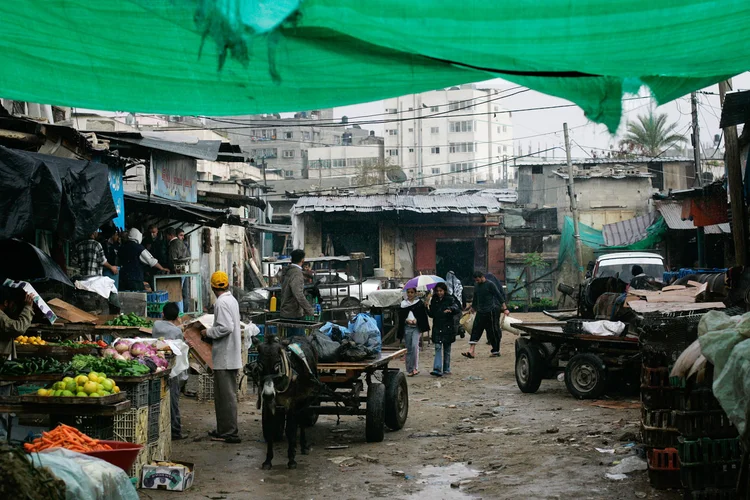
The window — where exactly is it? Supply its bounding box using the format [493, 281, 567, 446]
[430, 127, 439, 134]
[408, 128, 413, 133]
[532, 165, 544, 174]
[282, 150, 295, 158]
[284, 170, 294, 178]
[450, 162, 473, 173]
[449, 142, 475, 153]
[449, 100, 473, 111]
[387, 149, 399, 157]
[285, 131, 293, 139]
[332, 159, 346, 168]
[250, 148, 277, 158]
[333, 135, 341, 144]
[408, 107, 413, 111]
[408, 148, 414, 153]
[497, 126, 501, 133]
[503, 126, 508, 133]
[449, 121, 474, 133]
[503, 145, 508, 153]
[431, 147, 440, 154]
[251, 128, 276, 139]
[498, 146, 502, 154]
[431, 168, 441, 174]
[387, 129, 398, 136]
[448, 101, 459, 111]
[303, 131, 311, 141]
[430, 106, 439, 112]
[386, 108, 397, 114]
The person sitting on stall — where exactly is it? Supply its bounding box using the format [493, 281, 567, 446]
[75, 231, 119, 278]
[0, 286, 34, 440]
[119, 228, 169, 291]
[152, 302, 188, 440]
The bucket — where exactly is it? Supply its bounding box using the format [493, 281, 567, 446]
[374, 268, 386, 278]
[84, 440, 143, 472]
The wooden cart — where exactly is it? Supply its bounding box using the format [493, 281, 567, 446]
[308, 347, 409, 443]
[514, 322, 640, 400]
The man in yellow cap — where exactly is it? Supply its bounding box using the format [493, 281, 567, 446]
[200, 270, 242, 443]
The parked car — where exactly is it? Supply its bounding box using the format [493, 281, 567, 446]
[591, 252, 667, 284]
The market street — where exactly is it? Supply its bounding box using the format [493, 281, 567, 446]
[143, 314, 676, 500]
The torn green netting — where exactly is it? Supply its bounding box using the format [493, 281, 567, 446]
[558, 216, 668, 268]
[1, 1, 749, 131]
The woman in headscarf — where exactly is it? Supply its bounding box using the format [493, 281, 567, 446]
[428, 282, 460, 377]
[119, 228, 169, 291]
[397, 288, 430, 377]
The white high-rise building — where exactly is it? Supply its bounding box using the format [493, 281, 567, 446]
[382, 84, 514, 185]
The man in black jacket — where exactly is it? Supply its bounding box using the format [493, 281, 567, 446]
[462, 271, 509, 359]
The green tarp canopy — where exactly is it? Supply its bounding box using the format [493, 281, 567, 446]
[558, 216, 668, 267]
[2, 1, 750, 130]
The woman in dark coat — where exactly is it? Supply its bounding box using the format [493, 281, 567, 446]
[398, 287, 430, 377]
[427, 282, 460, 377]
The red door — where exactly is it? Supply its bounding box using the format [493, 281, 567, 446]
[487, 238, 506, 281]
[414, 230, 436, 275]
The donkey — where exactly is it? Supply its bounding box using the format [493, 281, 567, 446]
[247, 334, 320, 469]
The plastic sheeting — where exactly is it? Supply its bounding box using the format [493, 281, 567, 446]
[0, 147, 116, 241]
[2, 2, 750, 131]
[698, 311, 750, 436]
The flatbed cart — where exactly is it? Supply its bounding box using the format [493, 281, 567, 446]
[514, 322, 640, 400]
[309, 347, 409, 443]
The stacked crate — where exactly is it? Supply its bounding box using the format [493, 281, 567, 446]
[196, 371, 246, 402]
[638, 312, 703, 490]
[147, 291, 169, 319]
[148, 386, 172, 463]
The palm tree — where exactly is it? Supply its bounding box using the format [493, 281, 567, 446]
[619, 112, 687, 156]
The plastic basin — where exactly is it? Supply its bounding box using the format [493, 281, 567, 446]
[84, 440, 143, 472]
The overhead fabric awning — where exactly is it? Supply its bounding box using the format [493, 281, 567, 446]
[2, 2, 750, 131]
[124, 192, 233, 228]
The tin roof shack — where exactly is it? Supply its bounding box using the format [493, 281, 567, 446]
[517, 158, 694, 230]
[291, 190, 516, 282]
[502, 208, 560, 304]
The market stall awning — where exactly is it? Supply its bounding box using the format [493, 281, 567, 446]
[2, 2, 750, 131]
[656, 201, 730, 234]
[124, 192, 234, 228]
[602, 212, 656, 247]
[197, 190, 267, 210]
[100, 133, 223, 161]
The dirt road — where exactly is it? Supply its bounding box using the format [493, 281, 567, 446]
[142, 314, 680, 500]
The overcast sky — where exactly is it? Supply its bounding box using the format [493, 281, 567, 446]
[333, 73, 750, 160]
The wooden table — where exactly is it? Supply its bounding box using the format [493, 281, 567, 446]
[0, 399, 131, 416]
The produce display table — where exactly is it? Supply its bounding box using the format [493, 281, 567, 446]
[26, 323, 152, 340]
[0, 398, 131, 416]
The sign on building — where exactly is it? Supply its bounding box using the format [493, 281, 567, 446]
[107, 164, 125, 229]
[150, 152, 197, 203]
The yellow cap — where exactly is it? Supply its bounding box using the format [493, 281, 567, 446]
[210, 271, 229, 290]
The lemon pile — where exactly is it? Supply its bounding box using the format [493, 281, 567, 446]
[37, 372, 120, 398]
[16, 335, 46, 345]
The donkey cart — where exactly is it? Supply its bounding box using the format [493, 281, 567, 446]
[311, 347, 409, 443]
[514, 323, 640, 400]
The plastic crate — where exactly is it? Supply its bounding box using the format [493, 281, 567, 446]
[114, 407, 149, 445]
[642, 365, 671, 388]
[642, 386, 682, 410]
[148, 404, 160, 444]
[148, 378, 161, 405]
[147, 302, 166, 313]
[641, 424, 680, 449]
[674, 410, 738, 439]
[642, 408, 677, 429]
[648, 448, 680, 470]
[197, 373, 214, 402]
[123, 381, 150, 409]
[678, 437, 743, 465]
[147, 291, 169, 303]
[677, 388, 723, 412]
[680, 461, 740, 491]
[54, 415, 114, 440]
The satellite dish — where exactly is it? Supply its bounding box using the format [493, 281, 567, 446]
[386, 167, 408, 183]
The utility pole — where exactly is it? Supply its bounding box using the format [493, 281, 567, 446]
[564, 123, 585, 285]
[720, 79, 747, 265]
[691, 92, 705, 267]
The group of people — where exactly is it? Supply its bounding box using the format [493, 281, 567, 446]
[72, 224, 191, 297]
[397, 271, 510, 377]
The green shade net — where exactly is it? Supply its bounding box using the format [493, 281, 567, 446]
[558, 216, 669, 268]
[1, 1, 749, 131]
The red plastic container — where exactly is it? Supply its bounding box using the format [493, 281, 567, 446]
[84, 440, 143, 472]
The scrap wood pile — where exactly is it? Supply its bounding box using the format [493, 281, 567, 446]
[629, 281, 711, 303]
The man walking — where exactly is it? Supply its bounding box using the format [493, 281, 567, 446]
[201, 271, 242, 444]
[279, 249, 314, 321]
[462, 271, 510, 359]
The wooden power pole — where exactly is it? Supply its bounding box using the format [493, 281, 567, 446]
[564, 123, 585, 284]
[720, 80, 747, 266]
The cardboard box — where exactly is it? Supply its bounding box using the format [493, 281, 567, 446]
[141, 461, 194, 491]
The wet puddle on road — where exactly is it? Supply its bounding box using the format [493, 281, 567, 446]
[406, 462, 479, 499]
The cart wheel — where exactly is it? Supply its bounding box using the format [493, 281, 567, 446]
[365, 383, 385, 443]
[515, 344, 544, 393]
[384, 371, 409, 431]
[565, 353, 607, 400]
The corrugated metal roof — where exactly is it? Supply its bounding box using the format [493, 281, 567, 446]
[656, 201, 730, 234]
[602, 212, 656, 246]
[430, 188, 518, 202]
[516, 157, 693, 167]
[101, 134, 222, 160]
[292, 193, 508, 215]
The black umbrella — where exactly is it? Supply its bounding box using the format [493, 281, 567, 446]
[0, 239, 74, 287]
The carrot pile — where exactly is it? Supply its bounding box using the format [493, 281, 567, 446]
[23, 424, 113, 453]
